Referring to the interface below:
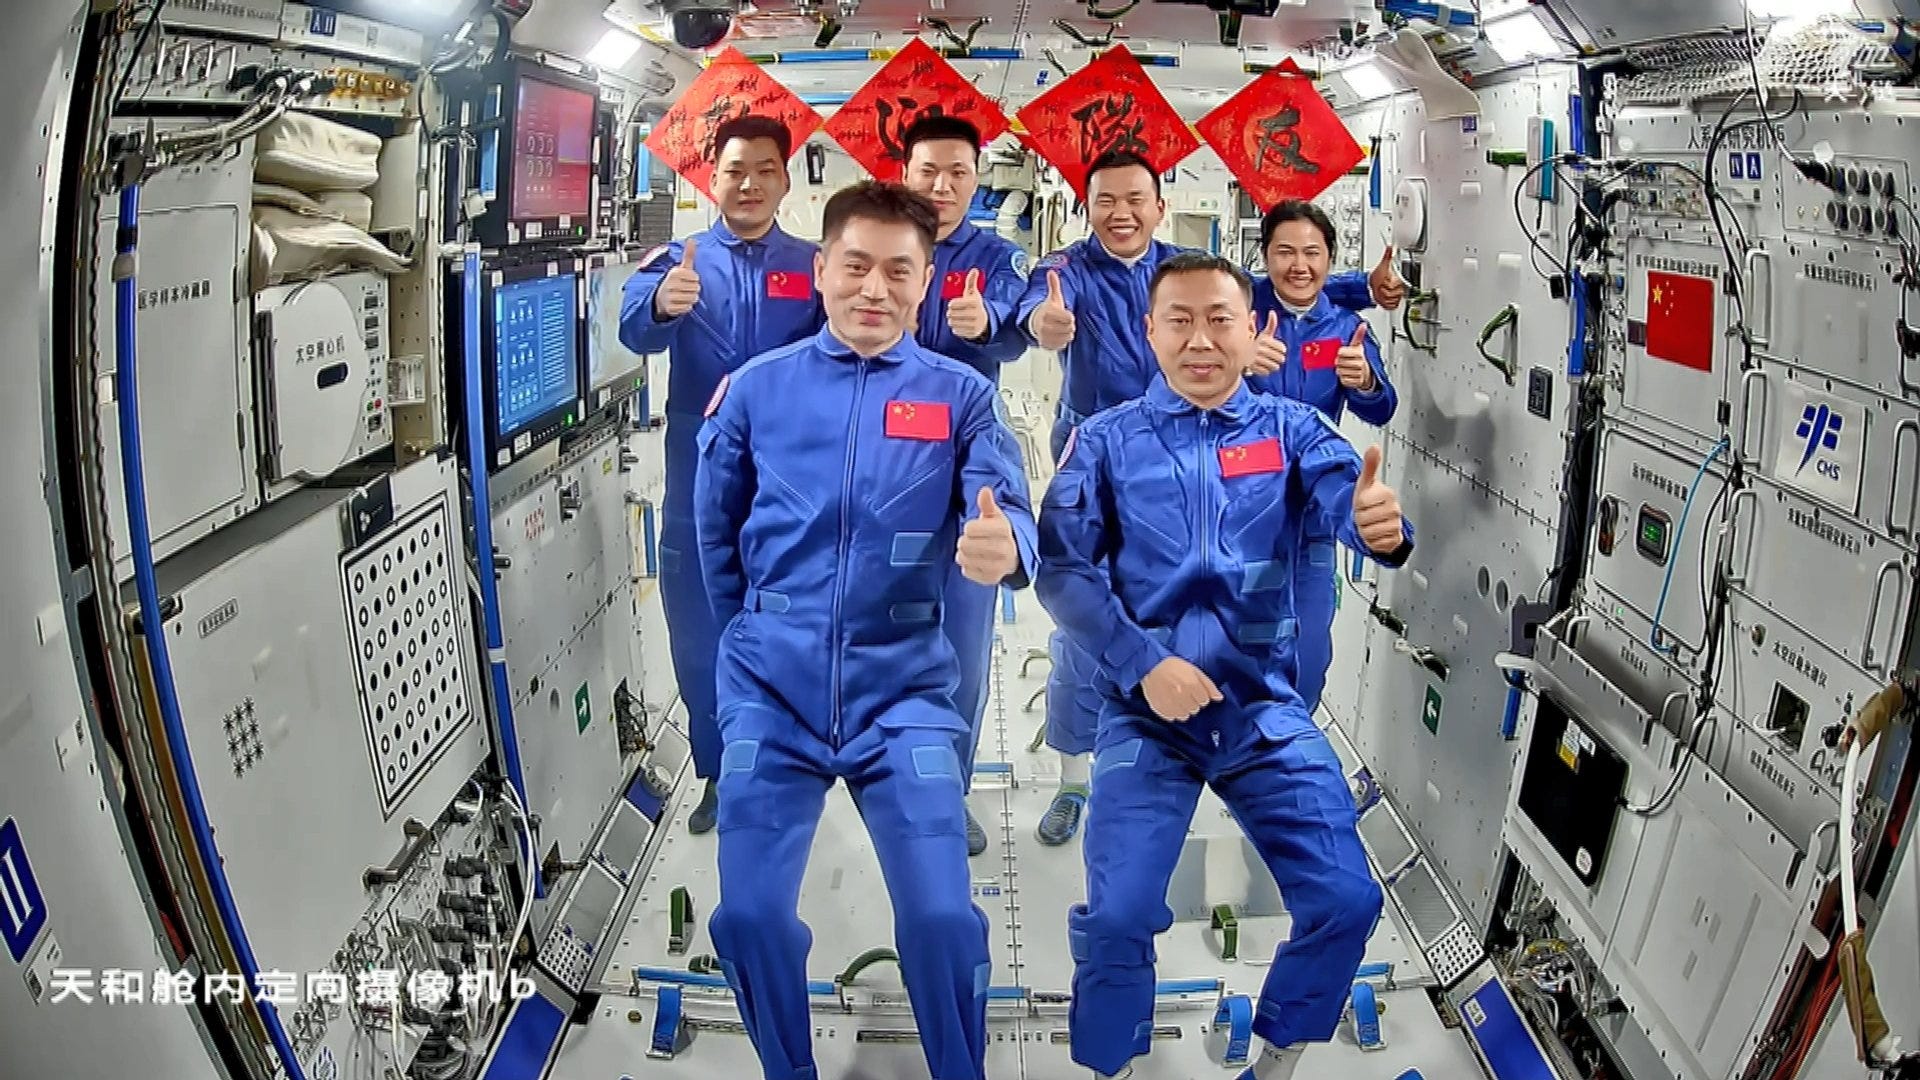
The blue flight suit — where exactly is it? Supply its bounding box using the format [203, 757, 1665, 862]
[1035, 377, 1412, 1077]
[1012, 239, 1375, 758]
[1245, 281, 1397, 713]
[619, 220, 824, 780]
[695, 325, 1039, 1080]
[916, 222, 1031, 792]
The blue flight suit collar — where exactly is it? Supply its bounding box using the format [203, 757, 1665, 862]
[710, 218, 789, 248]
[1143, 375, 1257, 424]
[1256, 277, 1337, 324]
[1086, 237, 1167, 269]
[814, 323, 915, 365]
[939, 221, 980, 250]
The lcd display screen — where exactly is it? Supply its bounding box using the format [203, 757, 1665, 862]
[492, 274, 579, 439]
[510, 74, 596, 222]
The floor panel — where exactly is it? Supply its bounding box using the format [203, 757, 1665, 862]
[556, 591, 1487, 1080]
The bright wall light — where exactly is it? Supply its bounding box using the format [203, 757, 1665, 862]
[1342, 61, 1395, 101]
[586, 27, 643, 69]
[1746, 0, 1850, 17]
[1484, 11, 1560, 63]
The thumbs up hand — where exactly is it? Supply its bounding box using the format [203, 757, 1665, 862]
[958, 487, 1019, 584]
[1336, 324, 1377, 392]
[656, 236, 703, 319]
[947, 267, 991, 342]
[1248, 311, 1287, 375]
[1369, 246, 1405, 311]
[1352, 445, 1405, 554]
[1032, 269, 1077, 350]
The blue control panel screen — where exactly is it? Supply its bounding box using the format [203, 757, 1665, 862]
[492, 274, 579, 439]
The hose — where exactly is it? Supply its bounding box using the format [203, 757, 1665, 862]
[114, 181, 307, 1080]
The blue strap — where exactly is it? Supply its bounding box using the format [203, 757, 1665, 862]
[1350, 981, 1384, 1049]
[1214, 994, 1254, 1066]
[648, 985, 683, 1059]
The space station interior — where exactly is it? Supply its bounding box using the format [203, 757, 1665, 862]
[7, 0, 1920, 1078]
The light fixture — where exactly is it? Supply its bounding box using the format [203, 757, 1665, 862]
[1746, 0, 1850, 18]
[585, 27, 643, 69]
[1341, 60, 1394, 101]
[1483, 11, 1558, 64]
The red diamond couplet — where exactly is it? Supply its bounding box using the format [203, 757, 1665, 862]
[644, 47, 823, 202]
[1014, 44, 1200, 201]
[825, 38, 1011, 183]
[1196, 65, 1363, 212]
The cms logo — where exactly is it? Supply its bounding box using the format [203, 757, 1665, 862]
[1796, 403, 1844, 480]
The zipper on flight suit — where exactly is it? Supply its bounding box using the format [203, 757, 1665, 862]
[831, 359, 869, 749]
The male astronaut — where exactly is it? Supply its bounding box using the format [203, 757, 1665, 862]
[695, 181, 1039, 1080]
[619, 114, 823, 835]
[899, 113, 1033, 857]
[1035, 252, 1410, 1080]
[1246, 199, 1398, 713]
[1013, 150, 1402, 846]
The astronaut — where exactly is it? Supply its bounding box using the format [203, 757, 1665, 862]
[1035, 252, 1411, 1080]
[619, 114, 823, 835]
[899, 113, 1033, 857]
[695, 181, 1039, 1080]
[1013, 150, 1400, 846]
[1245, 199, 1399, 713]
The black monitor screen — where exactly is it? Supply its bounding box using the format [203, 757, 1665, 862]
[492, 274, 579, 440]
[510, 73, 596, 223]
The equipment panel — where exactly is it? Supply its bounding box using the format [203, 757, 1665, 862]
[1617, 236, 1737, 454]
[145, 458, 488, 986]
[1586, 420, 1731, 666]
[94, 129, 261, 576]
[1753, 238, 1920, 406]
[256, 269, 394, 499]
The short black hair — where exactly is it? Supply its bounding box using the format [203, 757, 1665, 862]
[1259, 199, 1337, 261]
[1149, 252, 1254, 307]
[710, 115, 792, 164]
[821, 180, 939, 256]
[1086, 150, 1163, 199]
[902, 114, 982, 157]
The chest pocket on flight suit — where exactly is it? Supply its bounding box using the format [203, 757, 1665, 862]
[871, 399, 957, 566]
[1216, 437, 1299, 654]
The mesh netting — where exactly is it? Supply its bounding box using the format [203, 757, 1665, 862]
[1613, 16, 1896, 106]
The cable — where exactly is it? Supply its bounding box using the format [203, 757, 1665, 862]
[112, 181, 307, 1080]
[1649, 437, 1730, 655]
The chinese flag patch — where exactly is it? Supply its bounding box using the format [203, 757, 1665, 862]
[941, 270, 969, 300]
[1196, 66, 1364, 212]
[885, 400, 951, 441]
[1013, 44, 1200, 201]
[1643, 271, 1717, 372]
[766, 270, 812, 300]
[644, 47, 823, 202]
[824, 39, 1011, 183]
[1218, 438, 1286, 478]
[1299, 338, 1343, 371]
[704, 374, 730, 418]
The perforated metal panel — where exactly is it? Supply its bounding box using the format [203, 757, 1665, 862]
[341, 493, 476, 818]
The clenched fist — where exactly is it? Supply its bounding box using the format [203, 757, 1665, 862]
[1249, 311, 1287, 375]
[1141, 656, 1222, 723]
[1336, 325, 1376, 392]
[957, 487, 1019, 584]
[1031, 270, 1076, 350]
[947, 268, 990, 342]
[654, 236, 702, 319]
[1353, 446, 1405, 554]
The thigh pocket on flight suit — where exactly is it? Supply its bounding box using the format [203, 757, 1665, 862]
[715, 707, 785, 832]
[883, 738, 966, 838]
[1261, 731, 1356, 861]
[1092, 736, 1142, 785]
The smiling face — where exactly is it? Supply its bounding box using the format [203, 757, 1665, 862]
[1088, 162, 1165, 259]
[1266, 217, 1333, 308]
[712, 134, 790, 239]
[904, 136, 979, 238]
[817, 213, 935, 355]
[1147, 266, 1255, 410]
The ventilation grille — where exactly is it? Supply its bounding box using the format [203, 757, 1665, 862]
[341, 494, 476, 818]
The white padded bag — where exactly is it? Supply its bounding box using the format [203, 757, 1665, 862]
[254, 111, 382, 192]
